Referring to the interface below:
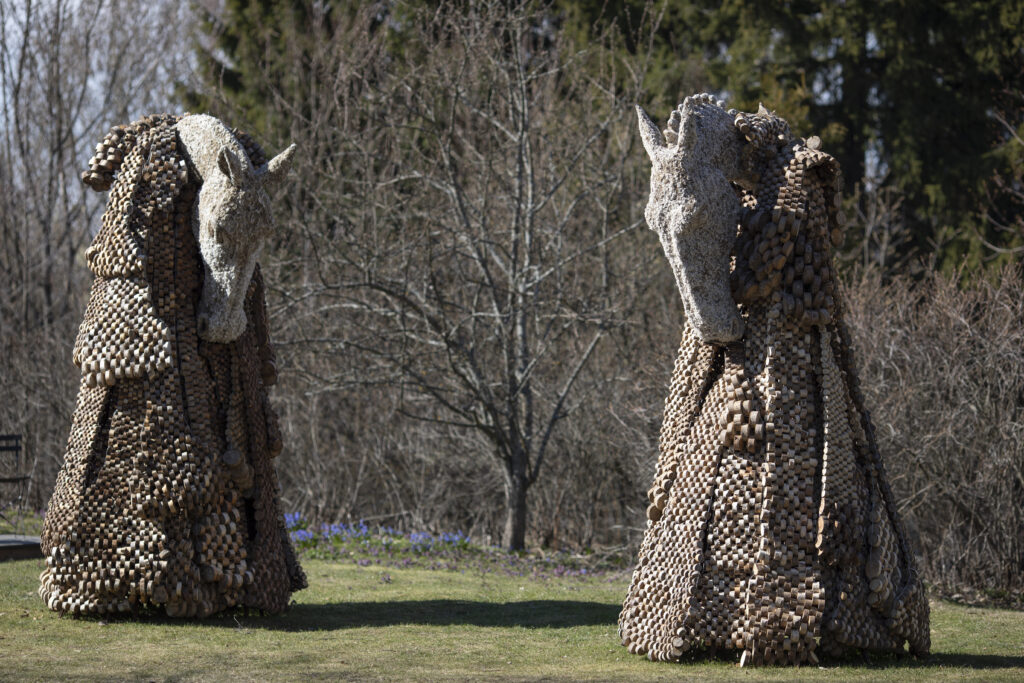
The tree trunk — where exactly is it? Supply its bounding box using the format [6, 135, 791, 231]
[502, 469, 529, 551]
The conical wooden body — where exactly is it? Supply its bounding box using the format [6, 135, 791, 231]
[40, 116, 305, 618]
[620, 115, 929, 664]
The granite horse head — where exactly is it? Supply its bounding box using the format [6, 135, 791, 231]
[176, 114, 295, 343]
[636, 94, 758, 344]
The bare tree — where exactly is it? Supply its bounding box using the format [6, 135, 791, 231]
[0, 0, 191, 508]
[978, 79, 1024, 258]
[190, 0, 664, 550]
[281, 2, 652, 550]
[842, 177, 912, 276]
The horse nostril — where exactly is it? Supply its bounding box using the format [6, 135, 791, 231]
[197, 315, 209, 336]
[730, 317, 746, 340]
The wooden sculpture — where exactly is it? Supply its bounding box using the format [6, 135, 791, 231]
[619, 95, 930, 664]
[39, 114, 307, 617]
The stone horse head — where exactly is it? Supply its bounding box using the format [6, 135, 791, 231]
[636, 94, 759, 344]
[176, 114, 296, 343]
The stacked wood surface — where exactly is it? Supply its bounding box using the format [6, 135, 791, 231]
[40, 115, 305, 618]
[619, 104, 930, 664]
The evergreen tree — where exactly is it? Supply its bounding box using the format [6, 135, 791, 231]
[564, 0, 1024, 269]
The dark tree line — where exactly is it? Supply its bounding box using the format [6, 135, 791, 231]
[566, 0, 1024, 271]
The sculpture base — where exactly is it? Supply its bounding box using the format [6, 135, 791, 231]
[0, 535, 42, 562]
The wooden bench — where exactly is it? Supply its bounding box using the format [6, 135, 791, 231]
[0, 434, 31, 525]
[0, 434, 41, 560]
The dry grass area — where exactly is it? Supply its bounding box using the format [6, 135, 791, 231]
[1, 557, 1022, 682]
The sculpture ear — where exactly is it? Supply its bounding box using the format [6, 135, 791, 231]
[262, 143, 297, 191]
[677, 97, 701, 153]
[217, 146, 247, 187]
[636, 105, 667, 162]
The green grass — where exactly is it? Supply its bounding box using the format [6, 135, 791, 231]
[0, 508, 43, 537]
[1, 558, 1022, 682]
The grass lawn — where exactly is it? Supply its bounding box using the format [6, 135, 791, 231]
[0, 508, 44, 537]
[1, 558, 1022, 681]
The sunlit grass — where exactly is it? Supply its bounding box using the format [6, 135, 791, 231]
[2, 556, 1022, 682]
[0, 506, 43, 537]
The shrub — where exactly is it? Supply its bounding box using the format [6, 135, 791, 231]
[844, 265, 1024, 592]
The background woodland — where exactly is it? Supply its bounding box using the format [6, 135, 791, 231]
[1, 0, 1022, 594]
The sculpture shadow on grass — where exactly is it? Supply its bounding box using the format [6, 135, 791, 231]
[926, 653, 1024, 671]
[96, 601, 1024, 672]
[667, 649, 1024, 672]
[210, 599, 620, 631]
[225, 602, 1024, 673]
[830, 652, 1024, 672]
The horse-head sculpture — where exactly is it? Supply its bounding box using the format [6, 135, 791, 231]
[175, 114, 295, 343]
[46, 114, 307, 618]
[620, 96, 930, 665]
[637, 94, 759, 344]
